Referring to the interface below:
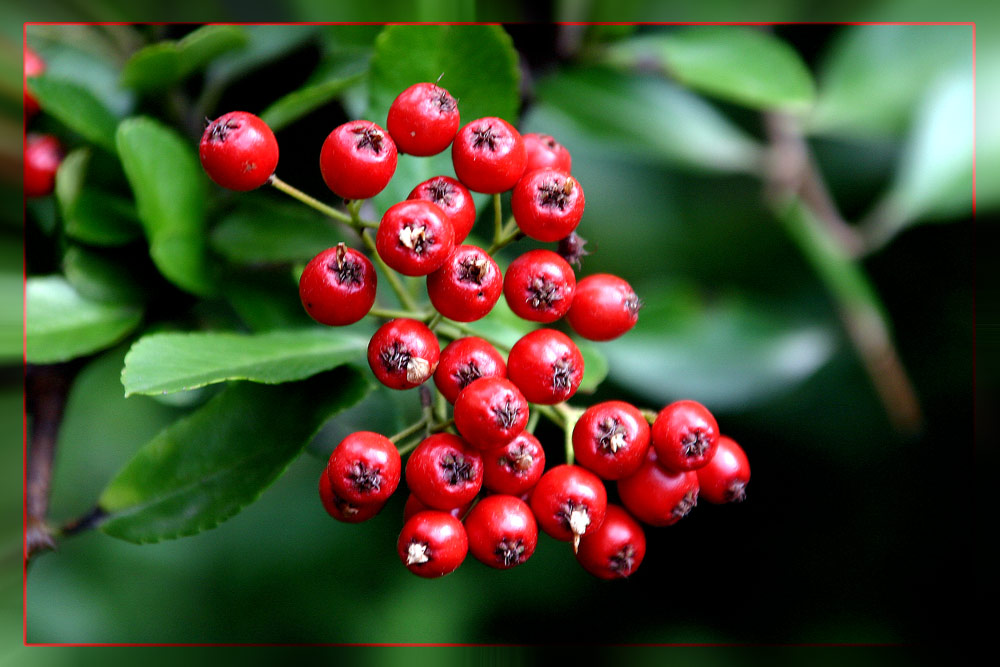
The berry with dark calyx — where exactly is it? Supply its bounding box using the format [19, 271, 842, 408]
[503, 249, 576, 324]
[617, 447, 699, 527]
[403, 493, 472, 522]
[387, 82, 460, 156]
[451, 116, 526, 194]
[566, 273, 640, 342]
[298, 243, 376, 326]
[464, 494, 538, 570]
[511, 168, 585, 242]
[376, 199, 454, 276]
[405, 433, 484, 511]
[319, 120, 397, 200]
[367, 318, 440, 390]
[325, 431, 401, 506]
[481, 432, 545, 496]
[199, 111, 279, 191]
[24, 45, 45, 117]
[398, 511, 468, 578]
[557, 231, 589, 269]
[572, 400, 651, 480]
[319, 468, 385, 523]
[651, 400, 720, 472]
[506, 328, 584, 405]
[24, 133, 63, 198]
[426, 245, 503, 322]
[453, 377, 529, 450]
[433, 336, 507, 404]
[575, 504, 646, 580]
[696, 435, 750, 504]
[522, 132, 572, 174]
[530, 464, 607, 552]
[408, 175, 477, 244]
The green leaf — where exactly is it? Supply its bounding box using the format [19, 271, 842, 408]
[62, 246, 145, 305]
[0, 272, 22, 364]
[575, 339, 608, 394]
[116, 117, 213, 295]
[56, 148, 141, 246]
[97, 367, 371, 543]
[26, 76, 119, 151]
[25, 275, 143, 364]
[260, 72, 365, 132]
[122, 25, 247, 92]
[210, 196, 343, 264]
[121, 328, 369, 396]
[176, 25, 247, 74]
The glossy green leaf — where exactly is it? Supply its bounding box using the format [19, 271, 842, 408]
[122, 328, 369, 396]
[575, 339, 608, 394]
[176, 25, 247, 74]
[56, 148, 141, 246]
[25, 276, 143, 364]
[26, 76, 119, 151]
[62, 246, 145, 305]
[210, 196, 342, 264]
[260, 72, 365, 132]
[98, 367, 371, 543]
[122, 25, 247, 92]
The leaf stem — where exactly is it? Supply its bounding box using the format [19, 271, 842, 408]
[269, 174, 353, 225]
[486, 216, 523, 255]
[389, 416, 429, 445]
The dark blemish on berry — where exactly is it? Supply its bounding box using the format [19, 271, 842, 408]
[472, 125, 498, 151]
[439, 452, 474, 485]
[242, 161, 255, 173]
[537, 178, 573, 210]
[625, 292, 642, 318]
[435, 91, 457, 113]
[552, 357, 575, 391]
[353, 125, 385, 154]
[492, 399, 520, 429]
[427, 178, 454, 206]
[726, 481, 747, 503]
[500, 444, 533, 473]
[608, 544, 636, 576]
[209, 119, 240, 142]
[457, 255, 488, 285]
[681, 430, 712, 458]
[495, 538, 526, 567]
[672, 490, 698, 518]
[526, 276, 562, 310]
[454, 361, 481, 389]
[347, 461, 382, 494]
[334, 494, 361, 516]
[380, 340, 412, 374]
[544, 136, 557, 149]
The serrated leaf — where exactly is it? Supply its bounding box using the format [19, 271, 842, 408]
[56, 148, 141, 246]
[122, 25, 247, 92]
[209, 196, 342, 264]
[122, 328, 369, 396]
[97, 368, 370, 544]
[26, 76, 119, 151]
[260, 72, 365, 132]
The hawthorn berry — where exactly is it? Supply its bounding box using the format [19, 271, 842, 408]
[572, 400, 651, 480]
[651, 400, 720, 472]
[408, 176, 477, 244]
[325, 431, 401, 506]
[696, 435, 750, 504]
[398, 510, 468, 578]
[511, 168, 585, 242]
[506, 328, 584, 405]
[24, 133, 63, 198]
[575, 504, 646, 580]
[367, 318, 440, 390]
[453, 377, 529, 450]
[199, 111, 279, 191]
[451, 116, 526, 194]
[481, 432, 546, 496]
[464, 494, 538, 569]
[24, 45, 45, 118]
[403, 493, 472, 522]
[566, 273, 640, 341]
[319, 120, 397, 200]
[298, 243, 376, 326]
[386, 82, 460, 156]
[433, 336, 507, 405]
[530, 464, 607, 551]
[522, 132, 572, 174]
[617, 447, 699, 527]
[426, 245, 503, 322]
[376, 199, 454, 276]
[503, 249, 576, 324]
[405, 433, 484, 511]
[319, 468, 385, 523]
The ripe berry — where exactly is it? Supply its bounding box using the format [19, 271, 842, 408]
[367, 318, 440, 390]
[398, 511, 468, 578]
[572, 400, 651, 480]
[24, 45, 45, 117]
[199, 111, 279, 191]
[464, 494, 538, 569]
[511, 168, 585, 242]
[575, 504, 646, 580]
[506, 329, 584, 405]
[617, 447, 699, 527]
[376, 199, 454, 276]
[530, 464, 607, 551]
[451, 116, 526, 194]
[325, 431, 401, 506]
[696, 435, 750, 504]
[405, 433, 484, 511]
[481, 432, 545, 496]
[319, 468, 385, 523]
[453, 377, 529, 450]
[24, 133, 63, 198]
[298, 243, 376, 326]
[403, 493, 472, 522]
[433, 336, 507, 404]
[522, 132, 572, 174]
[502, 249, 576, 324]
[651, 400, 720, 472]
[408, 176, 477, 244]
[386, 82, 460, 156]
[319, 120, 397, 200]
[566, 274, 640, 341]
[426, 245, 502, 322]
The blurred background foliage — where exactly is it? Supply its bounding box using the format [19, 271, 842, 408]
[0, 0, 990, 657]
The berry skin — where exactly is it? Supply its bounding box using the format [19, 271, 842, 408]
[464, 494, 538, 569]
[433, 336, 507, 405]
[387, 82, 460, 156]
[199, 111, 279, 191]
[408, 176, 477, 244]
[367, 318, 440, 390]
[405, 433, 484, 511]
[319, 468, 385, 523]
[376, 199, 454, 276]
[319, 120, 397, 200]
[298, 243, 376, 326]
[617, 447, 699, 527]
[651, 400, 720, 472]
[506, 329, 584, 405]
[530, 464, 608, 551]
[398, 510, 468, 578]
[481, 432, 546, 496]
[572, 401, 651, 480]
[453, 377, 529, 450]
[426, 245, 503, 322]
[522, 132, 572, 174]
[325, 431, 401, 506]
[24, 133, 63, 198]
[511, 168, 585, 242]
[502, 249, 576, 324]
[696, 435, 750, 504]
[403, 493, 472, 522]
[566, 274, 640, 341]
[575, 504, 646, 580]
[24, 45, 45, 117]
[451, 116, 526, 194]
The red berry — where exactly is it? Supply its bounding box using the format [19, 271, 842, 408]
[325, 431, 401, 505]
[407, 176, 476, 244]
[403, 493, 471, 522]
[367, 318, 440, 390]
[481, 432, 546, 496]
[426, 245, 502, 322]
[530, 464, 607, 551]
[506, 328, 584, 405]
[453, 377, 529, 450]
[24, 133, 62, 198]
[502, 249, 576, 324]
[617, 447, 699, 527]
[522, 133, 572, 174]
[651, 400, 720, 472]
[511, 168, 585, 242]
[386, 82, 460, 156]
[405, 433, 484, 511]
[451, 116, 526, 194]
[398, 511, 468, 578]
[575, 504, 646, 580]
[24, 45, 45, 117]
[376, 199, 454, 276]
[298, 243, 376, 326]
[696, 435, 750, 504]
[433, 336, 507, 404]
[319, 468, 385, 523]
[319, 120, 397, 200]
[464, 494, 538, 569]
[566, 274, 640, 341]
[199, 111, 279, 191]
[572, 400, 651, 480]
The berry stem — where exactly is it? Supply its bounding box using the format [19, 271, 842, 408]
[526, 408, 541, 434]
[486, 217, 523, 255]
[368, 307, 428, 321]
[269, 175, 380, 230]
[361, 229, 420, 312]
[426, 312, 444, 330]
[389, 416, 430, 444]
[640, 408, 658, 423]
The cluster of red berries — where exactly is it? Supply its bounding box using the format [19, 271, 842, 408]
[23, 46, 66, 199]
